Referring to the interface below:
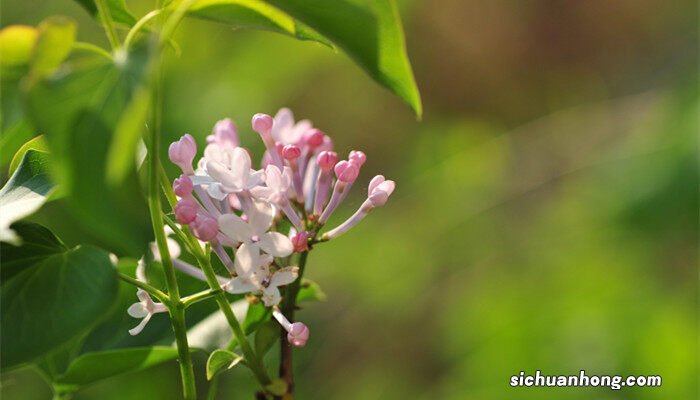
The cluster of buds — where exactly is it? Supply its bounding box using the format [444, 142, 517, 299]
[128, 109, 395, 347]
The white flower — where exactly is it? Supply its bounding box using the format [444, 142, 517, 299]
[128, 289, 167, 336]
[218, 200, 293, 257]
[225, 243, 298, 306]
[272, 108, 312, 145]
[250, 165, 293, 205]
[201, 147, 263, 200]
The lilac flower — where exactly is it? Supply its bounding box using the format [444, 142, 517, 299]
[272, 308, 310, 347]
[205, 147, 263, 200]
[218, 200, 293, 257]
[128, 289, 167, 336]
[169, 134, 197, 174]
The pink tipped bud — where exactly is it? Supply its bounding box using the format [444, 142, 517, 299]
[334, 160, 359, 183]
[367, 175, 395, 207]
[168, 134, 197, 173]
[304, 129, 325, 148]
[287, 322, 309, 347]
[174, 198, 198, 224]
[317, 151, 338, 171]
[190, 216, 219, 241]
[291, 231, 310, 252]
[283, 144, 301, 160]
[252, 113, 274, 134]
[173, 175, 193, 197]
[348, 150, 366, 166]
[208, 118, 239, 148]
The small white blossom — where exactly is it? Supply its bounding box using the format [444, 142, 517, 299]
[218, 200, 293, 257]
[128, 289, 167, 336]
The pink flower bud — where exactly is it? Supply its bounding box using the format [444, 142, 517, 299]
[174, 198, 198, 224]
[317, 151, 338, 171]
[303, 129, 325, 148]
[334, 160, 359, 183]
[348, 150, 366, 166]
[168, 134, 197, 173]
[291, 231, 309, 253]
[173, 175, 193, 197]
[190, 216, 219, 241]
[287, 322, 309, 347]
[208, 118, 239, 148]
[252, 113, 274, 134]
[283, 144, 301, 160]
[367, 175, 395, 207]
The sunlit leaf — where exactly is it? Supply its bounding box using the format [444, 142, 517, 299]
[206, 349, 243, 380]
[54, 347, 180, 390]
[182, 0, 333, 48]
[0, 244, 118, 369]
[26, 45, 152, 256]
[0, 150, 54, 245]
[9, 135, 48, 175]
[30, 17, 76, 78]
[263, 0, 422, 117]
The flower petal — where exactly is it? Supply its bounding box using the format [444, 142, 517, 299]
[127, 302, 149, 318]
[225, 277, 258, 294]
[234, 242, 257, 276]
[270, 266, 299, 287]
[250, 186, 274, 202]
[218, 214, 252, 243]
[128, 313, 152, 336]
[258, 232, 293, 257]
[248, 200, 274, 236]
[261, 286, 281, 307]
[230, 147, 251, 188]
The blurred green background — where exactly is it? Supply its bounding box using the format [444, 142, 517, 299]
[2, 0, 697, 399]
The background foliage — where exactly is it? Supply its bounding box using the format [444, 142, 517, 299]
[1, 0, 697, 399]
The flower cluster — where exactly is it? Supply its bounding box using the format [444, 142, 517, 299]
[128, 108, 395, 347]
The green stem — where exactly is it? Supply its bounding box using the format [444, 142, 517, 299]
[193, 253, 271, 386]
[124, 9, 163, 50]
[277, 251, 309, 397]
[182, 288, 222, 307]
[94, 0, 121, 50]
[169, 304, 197, 400]
[72, 42, 112, 59]
[118, 272, 169, 302]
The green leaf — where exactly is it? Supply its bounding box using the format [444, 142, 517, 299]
[106, 86, 150, 185]
[25, 45, 153, 256]
[0, 25, 38, 68]
[296, 278, 326, 303]
[183, 0, 333, 48]
[30, 17, 77, 78]
[206, 349, 243, 380]
[0, 244, 119, 369]
[72, 0, 137, 26]
[9, 135, 48, 175]
[54, 347, 180, 390]
[0, 150, 54, 245]
[254, 319, 279, 357]
[0, 221, 67, 281]
[262, 0, 422, 117]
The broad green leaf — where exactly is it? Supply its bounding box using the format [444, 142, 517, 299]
[183, 0, 332, 48]
[53, 347, 180, 390]
[0, 120, 34, 167]
[9, 135, 48, 175]
[26, 45, 152, 256]
[0, 221, 67, 281]
[262, 0, 422, 117]
[0, 25, 38, 68]
[106, 86, 150, 184]
[296, 278, 327, 303]
[206, 349, 243, 380]
[72, 0, 137, 26]
[0, 244, 119, 369]
[30, 17, 76, 78]
[0, 150, 54, 245]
